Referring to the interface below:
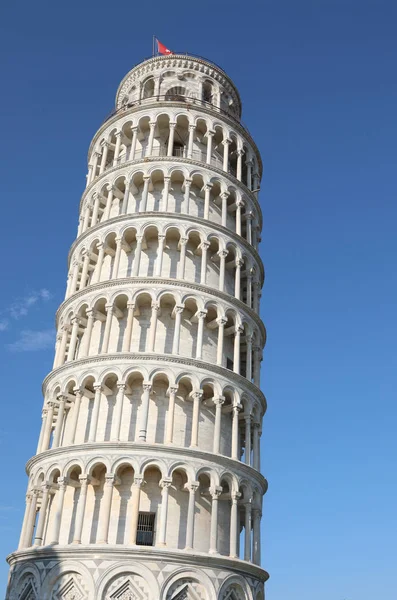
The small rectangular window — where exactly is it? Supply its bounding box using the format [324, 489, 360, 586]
[136, 512, 155, 546]
[226, 357, 234, 371]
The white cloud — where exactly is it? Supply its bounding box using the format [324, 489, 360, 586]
[8, 289, 52, 320]
[7, 329, 55, 352]
[0, 289, 52, 330]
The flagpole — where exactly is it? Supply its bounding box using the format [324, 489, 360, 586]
[153, 35, 156, 57]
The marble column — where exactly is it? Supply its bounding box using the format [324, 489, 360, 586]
[157, 478, 172, 546]
[72, 476, 89, 544]
[88, 385, 102, 442]
[165, 386, 178, 445]
[49, 478, 67, 544]
[97, 475, 114, 544]
[138, 383, 152, 442]
[33, 484, 51, 546]
[209, 487, 222, 553]
[185, 482, 199, 550]
[213, 396, 225, 454]
[190, 391, 202, 448]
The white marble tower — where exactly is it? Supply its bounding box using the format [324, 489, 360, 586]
[6, 53, 268, 600]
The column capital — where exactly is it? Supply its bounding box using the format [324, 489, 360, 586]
[220, 191, 230, 199]
[114, 130, 123, 138]
[191, 390, 203, 401]
[204, 183, 213, 191]
[236, 198, 245, 208]
[196, 309, 208, 320]
[93, 383, 103, 393]
[142, 382, 152, 393]
[244, 414, 252, 423]
[174, 304, 185, 315]
[73, 388, 83, 399]
[231, 491, 241, 502]
[169, 122, 177, 129]
[78, 475, 90, 487]
[236, 257, 244, 267]
[179, 237, 188, 246]
[210, 486, 223, 499]
[104, 474, 115, 486]
[149, 120, 156, 128]
[158, 233, 166, 242]
[216, 317, 228, 327]
[133, 475, 144, 488]
[100, 140, 111, 148]
[86, 308, 96, 319]
[71, 316, 81, 326]
[56, 393, 67, 403]
[57, 477, 68, 490]
[199, 241, 210, 250]
[188, 123, 195, 130]
[41, 482, 52, 493]
[213, 395, 225, 406]
[130, 125, 138, 133]
[222, 137, 232, 145]
[217, 249, 229, 259]
[116, 382, 126, 392]
[235, 324, 244, 335]
[237, 148, 245, 156]
[160, 478, 172, 489]
[186, 481, 200, 493]
[105, 303, 114, 313]
[151, 301, 160, 311]
[168, 385, 179, 396]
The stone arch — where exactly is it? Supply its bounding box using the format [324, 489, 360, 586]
[218, 575, 254, 600]
[162, 568, 216, 600]
[40, 561, 94, 600]
[96, 562, 159, 599]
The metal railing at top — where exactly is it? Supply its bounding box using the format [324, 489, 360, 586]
[100, 94, 253, 139]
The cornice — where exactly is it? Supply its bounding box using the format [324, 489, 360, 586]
[55, 276, 267, 341]
[81, 148, 263, 225]
[87, 100, 262, 179]
[25, 441, 268, 492]
[7, 546, 269, 582]
[41, 353, 267, 411]
[69, 211, 264, 281]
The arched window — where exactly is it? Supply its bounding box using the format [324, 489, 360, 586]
[202, 81, 213, 104]
[142, 77, 155, 99]
[165, 86, 187, 102]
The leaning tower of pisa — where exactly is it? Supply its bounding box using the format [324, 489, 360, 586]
[6, 53, 267, 600]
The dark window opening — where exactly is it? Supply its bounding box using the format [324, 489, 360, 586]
[136, 512, 155, 546]
[226, 357, 234, 371]
[172, 586, 189, 600]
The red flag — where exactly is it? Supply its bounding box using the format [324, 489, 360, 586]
[157, 39, 174, 55]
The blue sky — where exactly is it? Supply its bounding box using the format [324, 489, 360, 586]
[1, 0, 396, 598]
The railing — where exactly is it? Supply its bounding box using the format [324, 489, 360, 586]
[105, 146, 237, 177]
[101, 94, 253, 139]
